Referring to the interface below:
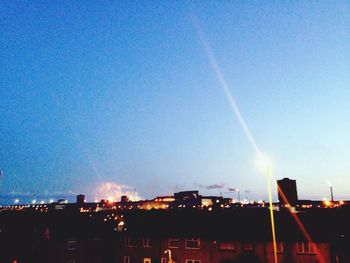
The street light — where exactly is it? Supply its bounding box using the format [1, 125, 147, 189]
[164, 249, 174, 263]
[227, 188, 241, 202]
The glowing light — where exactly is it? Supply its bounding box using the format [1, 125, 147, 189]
[117, 221, 125, 231]
[107, 197, 114, 203]
[49, 199, 54, 203]
[14, 199, 19, 204]
[323, 200, 332, 207]
[255, 153, 273, 174]
[98, 182, 142, 202]
[32, 199, 37, 204]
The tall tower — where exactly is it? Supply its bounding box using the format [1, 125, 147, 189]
[76, 194, 85, 204]
[277, 178, 298, 206]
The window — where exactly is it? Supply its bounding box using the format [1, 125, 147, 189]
[242, 242, 254, 251]
[297, 242, 316, 254]
[186, 238, 200, 249]
[143, 258, 151, 263]
[161, 258, 167, 263]
[126, 236, 138, 247]
[185, 260, 200, 263]
[67, 240, 78, 251]
[143, 237, 152, 247]
[219, 242, 235, 250]
[276, 242, 284, 253]
[169, 237, 180, 248]
[123, 256, 130, 263]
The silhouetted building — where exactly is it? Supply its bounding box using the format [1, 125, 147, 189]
[277, 178, 298, 206]
[2, 189, 350, 263]
[121, 195, 129, 203]
[172, 191, 202, 208]
[76, 194, 85, 204]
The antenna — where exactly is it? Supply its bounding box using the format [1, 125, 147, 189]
[330, 186, 334, 202]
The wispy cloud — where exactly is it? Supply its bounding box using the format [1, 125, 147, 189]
[195, 183, 225, 190]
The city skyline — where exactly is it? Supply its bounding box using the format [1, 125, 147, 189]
[1, 1, 350, 202]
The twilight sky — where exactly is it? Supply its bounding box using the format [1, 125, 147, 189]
[1, 1, 349, 202]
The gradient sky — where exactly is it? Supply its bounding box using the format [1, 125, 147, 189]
[1, 1, 349, 202]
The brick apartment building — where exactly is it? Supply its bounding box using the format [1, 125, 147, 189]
[0, 196, 349, 263]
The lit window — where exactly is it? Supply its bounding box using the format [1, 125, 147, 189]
[169, 237, 180, 248]
[296, 242, 316, 254]
[126, 236, 138, 247]
[185, 260, 200, 263]
[123, 256, 130, 263]
[143, 258, 151, 263]
[67, 240, 78, 251]
[143, 237, 152, 248]
[276, 242, 284, 253]
[242, 242, 254, 251]
[219, 242, 235, 250]
[185, 238, 200, 249]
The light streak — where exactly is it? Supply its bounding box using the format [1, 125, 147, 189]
[266, 165, 278, 263]
[193, 18, 277, 263]
[194, 20, 260, 156]
[194, 17, 326, 263]
[278, 187, 327, 263]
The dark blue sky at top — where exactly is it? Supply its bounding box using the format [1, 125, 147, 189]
[1, 1, 349, 202]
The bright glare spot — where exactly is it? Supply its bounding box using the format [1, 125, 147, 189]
[107, 197, 114, 203]
[14, 199, 19, 204]
[40, 200, 45, 204]
[49, 199, 54, 203]
[255, 153, 273, 174]
[32, 199, 37, 204]
[323, 200, 332, 207]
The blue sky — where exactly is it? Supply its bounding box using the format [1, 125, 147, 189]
[1, 1, 349, 202]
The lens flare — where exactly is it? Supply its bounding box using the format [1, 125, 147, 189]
[194, 20, 260, 156]
[255, 153, 273, 174]
[278, 187, 327, 263]
[194, 18, 278, 263]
